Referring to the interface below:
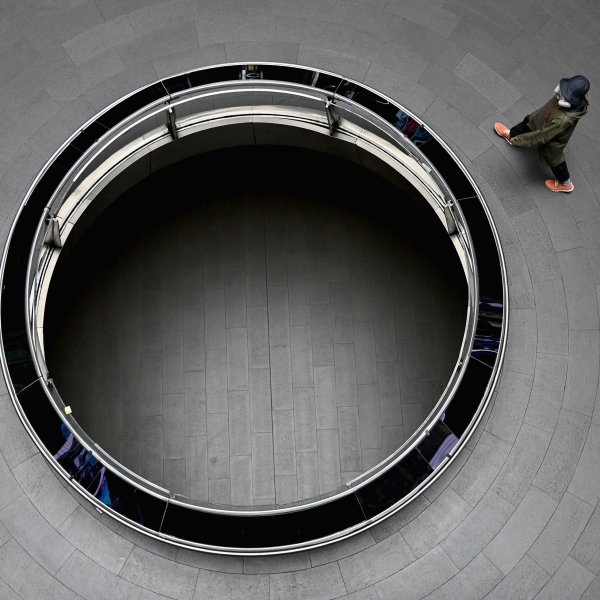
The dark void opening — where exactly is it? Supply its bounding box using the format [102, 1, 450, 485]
[44, 144, 467, 508]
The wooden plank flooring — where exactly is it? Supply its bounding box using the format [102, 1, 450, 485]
[46, 146, 466, 507]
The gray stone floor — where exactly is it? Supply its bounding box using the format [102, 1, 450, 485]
[0, 0, 599, 598]
[44, 147, 465, 507]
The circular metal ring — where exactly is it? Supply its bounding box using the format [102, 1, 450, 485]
[0, 63, 508, 555]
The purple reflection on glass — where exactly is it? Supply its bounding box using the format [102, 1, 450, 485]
[394, 110, 433, 147]
[419, 415, 459, 470]
[428, 433, 458, 469]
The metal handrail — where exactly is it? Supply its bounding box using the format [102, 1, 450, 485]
[0, 63, 510, 555]
[24, 81, 479, 515]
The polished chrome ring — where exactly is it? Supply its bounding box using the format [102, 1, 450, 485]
[0, 63, 508, 554]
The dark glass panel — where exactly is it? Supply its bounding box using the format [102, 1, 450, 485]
[356, 450, 432, 519]
[26, 162, 69, 213]
[335, 80, 360, 101]
[51, 422, 103, 489]
[340, 83, 399, 123]
[71, 121, 110, 154]
[419, 139, 476, 200]
[443, 359, 493, 437]
[161, 504, 243, 546]
[16, 380, 66, 454]
[1, 205, 40, 391]
[391, 110, 433, 146]
[2, 326, 36, 392]
[311, 72, 343, 93]
[94, 471, 167, 530]
[53, 144, 84, 174]
[18, 387, 168, 531]
[457, 196, 504, 301]
[410, 125, 434, 147]
[2, 208, 40, 279]
[187, 65, 243, 87]
[161, 73, 193, 94]
[98, 83, 167, 129]
[472, 295, 503, 368]
[417, 420, 458, 469]
[162, 493, 364, 547]
[259, 65, 316, 86]
[291, 493, 364, 543]
[16, 380, 167, 530]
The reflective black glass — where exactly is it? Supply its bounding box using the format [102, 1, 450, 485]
[161, 74, 193, 94]
[419, 139, 476, 200]
[311, 72, 343, 93]
[259, 65, 315, 85]
[162, 492, 364, 548]
[443, 359, 493, 437]
[71, 121, 109, 154]
[187, 65, 243, 86]
[1, 207, 40, 391]
[417, 420, 458, 469]
[96, 471, 167, 529]
[27, 163, 69, 213]
[16, 380, 65, 453]
[344, 84, 399, 123]
[356, 450, 433, 519]
[472, 296, 503, 368]
[98, 83, 168, 129]
[457, 196, 504, 300]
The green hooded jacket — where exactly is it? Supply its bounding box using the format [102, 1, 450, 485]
[510, 97, 588, 167]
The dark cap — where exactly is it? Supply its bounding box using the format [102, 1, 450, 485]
[559, 75, 590, 106]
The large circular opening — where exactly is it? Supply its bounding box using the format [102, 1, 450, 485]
[44, 144, 466, 508]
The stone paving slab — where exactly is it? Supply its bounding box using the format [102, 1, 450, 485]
[482, 554, 549, 600]
[270, 563, 346, 600]
[56, 550, 142, 600]
[1, 1, 600, 599]
[194, 569, 269, 600]
[374, 546, 458, 600]
[0, 538, 76, 600]
[483, 485, 557, 575]
[582, 575, 600, 600]
[440, 489, 514, 570]
[534, 555, 595, 600]
[423, 552, 503, 600]
[12, 454, 78, 530]
[58, 505, 134, 575]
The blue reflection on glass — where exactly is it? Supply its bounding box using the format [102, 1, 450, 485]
[472, 295, 503, 366]
[54, 423, 111, 503]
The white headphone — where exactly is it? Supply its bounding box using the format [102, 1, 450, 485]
[554, 85, 571, 108]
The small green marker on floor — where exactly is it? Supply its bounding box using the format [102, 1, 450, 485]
[64, 406, 72, 415]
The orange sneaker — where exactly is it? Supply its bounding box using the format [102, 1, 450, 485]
[494, 122, 512, 145]
[544, 179, 574, 193]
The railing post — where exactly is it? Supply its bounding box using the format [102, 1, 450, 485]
[444, 202, 457, 236]
[166, 105, 178, 141]
[325, 98, 339, 135]
[43, 217, 62, 249]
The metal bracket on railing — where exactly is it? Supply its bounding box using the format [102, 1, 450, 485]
[444, 201, 457, 236]
[241, 64, 263, 80]
[325, 98, 339, 135]
[43, 217, 62, 249]
[166, 106, 178, 141]
[423, 159, 458, 237]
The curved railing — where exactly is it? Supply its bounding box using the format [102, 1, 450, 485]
[0, 63, 507, 554]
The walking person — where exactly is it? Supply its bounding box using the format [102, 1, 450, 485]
[494, 75, 590, 193]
